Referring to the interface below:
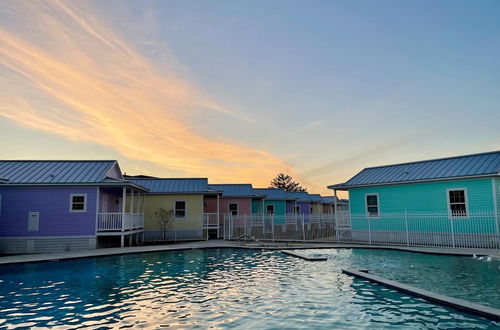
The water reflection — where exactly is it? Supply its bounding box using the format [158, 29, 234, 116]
[0, 248, 498, 329]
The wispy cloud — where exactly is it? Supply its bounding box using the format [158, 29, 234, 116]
[0, 0, 292, 184]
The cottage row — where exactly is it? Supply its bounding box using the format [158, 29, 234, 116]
[0, 160, 347, 254]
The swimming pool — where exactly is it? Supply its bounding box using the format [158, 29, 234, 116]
[0, 248, 498, 329]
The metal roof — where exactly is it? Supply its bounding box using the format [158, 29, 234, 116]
[308, 194, 324, 203]
[208, 184, 258, 198]
[253, 188, 295, 200]
[286, 191, 311, 203]
[0, 160, 120, 184]
[329, 150, 500, 189]
[128, 178, 209, 194]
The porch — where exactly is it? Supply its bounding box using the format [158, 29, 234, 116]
[96, 185, 146, 247]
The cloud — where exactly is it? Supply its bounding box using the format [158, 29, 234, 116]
[0, 0, 292, 185]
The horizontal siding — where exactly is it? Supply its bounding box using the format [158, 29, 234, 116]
[0, 186, 97, 237]
[349, 177, 495, 214]
[143, 194, 203, 231]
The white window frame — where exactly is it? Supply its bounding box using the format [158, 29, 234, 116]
[228, 202, 239, 216]
[174, 200, 186, 219]
[70, 193, 87, 213]
[266, 204, 275, 215]
[365, 193, 380, 218]
[446, 188, 469, 219]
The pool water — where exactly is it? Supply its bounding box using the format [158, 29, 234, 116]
[0, 248, 498, 329]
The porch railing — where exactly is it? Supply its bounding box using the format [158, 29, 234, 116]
[203, 213, 219, 228]
[97, 213, 144, 231]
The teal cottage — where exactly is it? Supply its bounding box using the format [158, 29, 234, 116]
[252, 188, 296, 224]
[328, 151, 500, 248]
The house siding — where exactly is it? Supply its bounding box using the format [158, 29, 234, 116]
[252, 200, 287, 224]
[0, 186, 97, 237]
[143, 194, 204, 231]
[349, 177, 495, 214]
[348, 177, 496, 234]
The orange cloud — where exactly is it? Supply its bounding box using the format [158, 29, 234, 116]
[0, 0, 295, 185]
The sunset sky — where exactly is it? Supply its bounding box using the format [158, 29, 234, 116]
[1, 0, 499, 195]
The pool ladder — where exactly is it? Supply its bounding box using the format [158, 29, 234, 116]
[236, 234, 264, 246]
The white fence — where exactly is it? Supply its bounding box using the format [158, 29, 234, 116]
[97, 213, 144, 231]
[222, 211, 500, 249]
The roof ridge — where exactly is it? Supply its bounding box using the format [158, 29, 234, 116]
[362, 150, 500, 171]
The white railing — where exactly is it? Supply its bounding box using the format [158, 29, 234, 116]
[222, 211, 500, 249]
[203, 213, 219, 228]
[97, 213, 144, 231]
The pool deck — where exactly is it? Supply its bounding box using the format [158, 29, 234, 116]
[0, 240, 499, 265]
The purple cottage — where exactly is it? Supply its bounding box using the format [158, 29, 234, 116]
[0, 160, 148, 254]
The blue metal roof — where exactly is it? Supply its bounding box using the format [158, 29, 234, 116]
[208, 184, 258, 197]
[129, 178, 209, 194]
[286, 191, 311, 203]
[253, 188, 295, 200]
[308, 194, 324, 203]
[0, 160, 121, 184]
[329, 151, 500, 189]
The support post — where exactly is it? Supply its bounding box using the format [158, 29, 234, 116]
[368, 217, 372, 245]
[302, 213, 306, 243]
[120, 235, 124, 247]
[405, 211, 409, 246]
[121, 187, 126, 232]
[216, 194, 220, 239]
[449, 217, 455, 248]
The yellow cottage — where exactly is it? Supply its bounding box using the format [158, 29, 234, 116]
[127, 177, 220, 241]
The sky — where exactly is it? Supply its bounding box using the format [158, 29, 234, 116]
[0, 0, 499, 196]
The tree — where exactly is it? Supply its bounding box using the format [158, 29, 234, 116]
[269, 173, 307, 192]
[154, 208, 174, 241]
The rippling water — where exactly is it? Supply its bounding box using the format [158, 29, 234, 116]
[0, 248, 498, 329]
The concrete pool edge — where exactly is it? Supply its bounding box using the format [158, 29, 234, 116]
[0, 240, 499, 265]
[342, 268, 500, 321]
[281, 250, 328, 261]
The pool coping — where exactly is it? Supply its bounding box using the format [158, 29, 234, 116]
[342, 268, 500, 321]
[0, 240, 499, 266]
[281, 250, 328, 261]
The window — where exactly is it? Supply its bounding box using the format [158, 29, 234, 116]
[365, 194, 379, 217]
[70, 194, 87, 212]
[294, 205, 301, 214]
[448, 189, 467, 217]
[175, 201, 186, 218]
[310, 205, 314, 214]
[229, 203, 238, 216]
[266, 204, 275, 215]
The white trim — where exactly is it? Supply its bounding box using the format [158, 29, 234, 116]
[228, 202, 239, 216]
[69, 193, 87, 213]
[174, 200, 187, 219]
[365, 193, 380, 218]
[446, 188, 469, 219]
